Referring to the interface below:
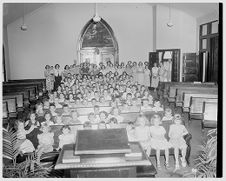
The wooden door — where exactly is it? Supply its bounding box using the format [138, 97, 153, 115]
[182, 53, 199, 82]
[207, 36, 218, 82]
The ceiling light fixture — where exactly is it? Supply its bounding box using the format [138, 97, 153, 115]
[167, 4, 173, 27]
[93, 3, 101, 23]
[20, 3, 27, 31]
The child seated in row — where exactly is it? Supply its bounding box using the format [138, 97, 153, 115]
[36, 123, 54, 162]
[57, 125, 75, 150]
[108, 107, 124, 123]
[15, 120, 36, 154]
[134, 115, 151, 156]
[149, 114, 171, 170]
[169, 114, 188, 170]
[152, 100, 164, 112]
[162, 108, 174, 122]
[43, 111, 54, 126]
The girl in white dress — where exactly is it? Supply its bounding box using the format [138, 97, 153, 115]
[151, 63, 159, 92]
[37, 123, 54, 161]
[149, 114, 172, 170]
[15, 120, 35, 154]
[169, 114, 188, 170]
[134, 115, 151, 156]
[143, 65, 151, 87]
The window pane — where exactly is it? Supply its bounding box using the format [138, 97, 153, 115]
[202, 24, 208, 35]
[211, 21, 218, 34]
[202, 39, 207, 49]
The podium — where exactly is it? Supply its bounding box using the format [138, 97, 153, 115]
[54, 129, 156, 178]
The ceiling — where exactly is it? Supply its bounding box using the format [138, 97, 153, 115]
[3, 3, 46, 26]
[3, 3, 219, 26]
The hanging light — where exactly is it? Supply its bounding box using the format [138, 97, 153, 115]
[167, 4, 173, 27]
[93, 3, 101, 23]
[21, 3, 27, 31]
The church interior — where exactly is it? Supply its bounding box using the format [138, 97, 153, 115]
[2, 2, 222, 178]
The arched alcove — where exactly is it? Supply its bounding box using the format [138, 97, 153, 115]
[77, 18, 119, 65]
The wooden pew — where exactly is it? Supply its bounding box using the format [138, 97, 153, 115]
[3, 93, 24, 111]
[183, 93, 218, 113]
[168, 83, 217, 103]
[3, 97, 17, 118]
[175, 87, 218, 107]
[3, 86, 36, 100]
[7, 79, 45, 90]
[189, 97, 218, 120]
[201, 102, 218, 132]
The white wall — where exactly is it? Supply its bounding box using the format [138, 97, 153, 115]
[7, 3, 153, 79]
[156, 5, 197, 81]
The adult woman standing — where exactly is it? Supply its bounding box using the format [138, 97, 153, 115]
[54, 64, 62, 91]
[136, 61, 145, 85]
[144, 65, 151, 87]
[151, 63, 159, 92]
[44, 65, 54, 93]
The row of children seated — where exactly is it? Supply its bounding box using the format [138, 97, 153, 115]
[16, 105, 187, 171]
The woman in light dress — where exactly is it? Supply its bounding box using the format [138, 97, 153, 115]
[136, 61, 145, 85]
[151, 63, 159, 92]
[144, 65, 151, 87]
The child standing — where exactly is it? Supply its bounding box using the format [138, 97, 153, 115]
[168, 114, 188, 170]
[149, 114, 171, 170]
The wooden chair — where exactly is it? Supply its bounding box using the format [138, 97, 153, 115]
[201, 101, 218, 132]
[3, 98, 17, 118]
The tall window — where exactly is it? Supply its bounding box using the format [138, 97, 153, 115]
[77, 18, 119, 65]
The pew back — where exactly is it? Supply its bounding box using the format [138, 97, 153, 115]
[190, 97, 218, 114]
[183, 93, 218, 108]
[169, 83, 217, 98]
[3, 93, 24, 108]
[3, 98, 17, 113]
[176, 87, 218, 105]
[203, 102, 218, 121]
[3, 101, 9, 119]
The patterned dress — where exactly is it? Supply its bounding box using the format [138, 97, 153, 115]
[151, 67, 159, 88]
[44, 69, 54, 92]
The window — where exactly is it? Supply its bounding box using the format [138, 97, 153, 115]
[199, 20, 218, 52]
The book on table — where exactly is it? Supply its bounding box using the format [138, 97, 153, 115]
[74, 128, 131, 155]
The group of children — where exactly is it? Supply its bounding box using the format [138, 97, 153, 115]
[127, 113, 188, 171]
[17, 66, 188, 170]
[44, 60, 153, 92]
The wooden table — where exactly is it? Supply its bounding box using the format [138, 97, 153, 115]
[55, 143, 157, 178]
